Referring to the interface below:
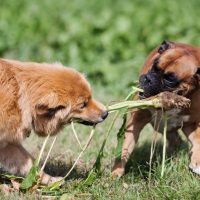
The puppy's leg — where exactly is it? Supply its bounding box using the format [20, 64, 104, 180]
[112, 109, 151, 177]
[0, 143, 34, 176]
[0, 143, 62, 185]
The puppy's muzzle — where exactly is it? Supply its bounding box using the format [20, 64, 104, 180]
[78, 110, 108, 126]
[101, 110, 108, 120]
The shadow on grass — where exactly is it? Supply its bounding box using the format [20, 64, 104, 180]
[125, 140, 190, 179]
[44, 160, 86, 180]
[0, 160, 87, 184]
[0, 140, 191, 183]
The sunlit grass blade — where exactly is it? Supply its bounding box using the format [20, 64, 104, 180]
[161, 114, 168, 177]
[47, 127, 95, 190]
[40, 135, 58, 173]
[71, 121, 83, 150]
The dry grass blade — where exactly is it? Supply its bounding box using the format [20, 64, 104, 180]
[71, 121, 83, 150]
[63, 127, 95, 179]
[148, 112, 159, 183]
[37, 134, 50, 166]
[40, 135, 58, 173]
[48, 127, 95, 190]
[161, 114, 168, 177]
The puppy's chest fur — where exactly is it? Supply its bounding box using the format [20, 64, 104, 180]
[149, 108, 190, 132]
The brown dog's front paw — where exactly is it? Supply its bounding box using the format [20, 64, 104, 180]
[112, 161, 125, 178]
[189, 163, 200, 175]
[156, 91, 191, 110]
[112, 168, 125, 178]
[189, 147, 200, 175]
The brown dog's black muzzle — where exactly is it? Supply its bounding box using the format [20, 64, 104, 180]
[139, 72, 162, 98]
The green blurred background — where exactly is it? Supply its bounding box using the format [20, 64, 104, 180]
[1, 0, 200, 100]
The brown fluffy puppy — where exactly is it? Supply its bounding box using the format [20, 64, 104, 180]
[112, 41, 200, 177]
[0, 59, 108, 185]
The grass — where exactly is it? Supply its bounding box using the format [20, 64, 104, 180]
[1, 112, 200, 199]
[1, 0, 200, 199]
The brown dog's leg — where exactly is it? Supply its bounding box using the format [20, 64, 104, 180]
[112, 109, 151, 177]
[185, 123, 200, 175]
[166, 129, 183, 154]
[0, 143, 62, 185]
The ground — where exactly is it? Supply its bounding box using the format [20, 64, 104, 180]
[1, 90, 200, 199]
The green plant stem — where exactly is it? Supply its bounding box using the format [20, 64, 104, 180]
[108, 99, 161, 112]
[93, 111, 120, 172]
[93, 88, 139, 172]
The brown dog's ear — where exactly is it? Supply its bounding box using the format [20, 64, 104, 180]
[194, 68, 200, 84]
[158, 40, 175, 54]
[191, 67, 200, 88]
[35, 104, 65, 117]
[196, 68, 200, 75]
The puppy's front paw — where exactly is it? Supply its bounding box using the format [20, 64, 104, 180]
[40, 172, 64, 186]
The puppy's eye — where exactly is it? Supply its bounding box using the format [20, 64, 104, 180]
[80, 101, 88, 109]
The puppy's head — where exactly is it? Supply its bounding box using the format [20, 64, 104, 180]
[32, 67, 108, 136]
[139, 40, 200, 98]
[67, 74, 108, 126]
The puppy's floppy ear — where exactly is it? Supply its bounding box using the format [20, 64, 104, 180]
[35, 92, 65, 117]
[35, 104, 65, 117]
[158, 40, 175, 54]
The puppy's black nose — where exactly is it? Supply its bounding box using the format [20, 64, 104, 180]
[101, 111, 108, 120]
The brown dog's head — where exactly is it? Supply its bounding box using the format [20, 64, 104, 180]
[139, 41, 200, 98]
[31, 65, 108, 136]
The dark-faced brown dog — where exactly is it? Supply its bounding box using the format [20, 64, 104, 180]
[0, 59, 108, 185]
[112, 41, 200, 177]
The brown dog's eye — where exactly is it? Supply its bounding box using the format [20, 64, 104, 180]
[80, 101, 88, 109]
[163, 73, 176, 83]
[163, 73, 180, 88]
